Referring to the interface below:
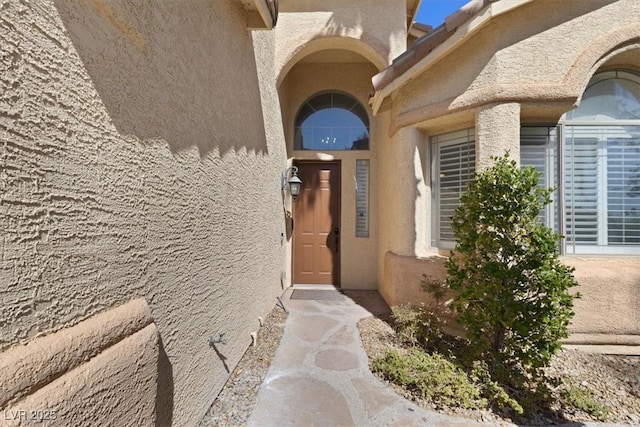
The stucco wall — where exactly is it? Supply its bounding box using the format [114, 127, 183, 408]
[563, 257, 640, 336]
[380, 252, 447, 308]
[0, 1, 286, 425]
[395, 0, 640, 128]
[0, 299, 159, 426]
[382, 253, 640, 339]
[275, 0, 407, 84]
[274, 0, 410, 291]
[376, 126, 432, 267]
[475, 102, 520, 169]
[282, 62, 379, 289]
[375, 0, 640, 341]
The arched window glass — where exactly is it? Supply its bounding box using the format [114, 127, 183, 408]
[294, 91, 369, 150]
[566, 70, 640, 121]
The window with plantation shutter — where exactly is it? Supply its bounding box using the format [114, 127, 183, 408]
[520, 127, 559, 230]
[521, 70, 640, 255]
[431, 129, 475, 248]
[564, 127, 600, 248]
[607, 132, 640, 246]
[565, 125, 640, 253]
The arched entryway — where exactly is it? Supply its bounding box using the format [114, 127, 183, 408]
[279, 44, 383, 289]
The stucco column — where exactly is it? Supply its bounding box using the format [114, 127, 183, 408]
[475, 102, 521, 170]
[378, 125, 427, 258]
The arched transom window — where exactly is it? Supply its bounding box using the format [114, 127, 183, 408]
[294, 91, 369, 151]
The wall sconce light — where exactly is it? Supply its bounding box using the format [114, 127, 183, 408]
[282, 166, 302, 201]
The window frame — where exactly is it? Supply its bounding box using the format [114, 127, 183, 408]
[520, 70, 640, 255]
[293, 90, 370, 151]
[430, 128, 476, 249]
[562, 124, 640, 255]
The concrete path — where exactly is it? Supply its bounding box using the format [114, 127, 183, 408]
[248, 287, 487, 427]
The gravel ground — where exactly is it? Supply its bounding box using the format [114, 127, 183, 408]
[358, 315, 640, 426]
[199, 305, 288, 427]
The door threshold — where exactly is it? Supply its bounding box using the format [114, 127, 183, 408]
[292, 284, 341, 290]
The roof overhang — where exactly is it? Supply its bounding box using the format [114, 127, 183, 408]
[409, 22, 433, 40]
[371, 0, 533, 114]
[239, 0, 278, 30]
[407, 0, 423, 31]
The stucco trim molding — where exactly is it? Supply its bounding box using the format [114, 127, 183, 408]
[276, 34, 388, 88]
[563, 24, 640, 102]
[389, 86, 574, 136]
[388, 24, 640, 136]
[0, 298, 154, 407]
[563, 334, 640, 347]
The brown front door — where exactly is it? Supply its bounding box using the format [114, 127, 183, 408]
[293, 162, 341, 286]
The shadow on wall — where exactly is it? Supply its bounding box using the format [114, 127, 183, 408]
[414, 138, 428, 254]
[275, 3, 398, 86]
[155, 337, 174, 427]
[52, 0, 268, 157]
[492, 0, 621, 54]
[323, 11, 391, 64]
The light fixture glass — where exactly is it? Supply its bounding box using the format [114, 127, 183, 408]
[288, 174, 302, 200]
[282, 166, 303, 201]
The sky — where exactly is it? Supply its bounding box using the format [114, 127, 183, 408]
[415, 0, 470, 27]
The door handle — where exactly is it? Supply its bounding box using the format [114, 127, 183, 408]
[333, 227, 339, 236]
[334, 227, 339, 253]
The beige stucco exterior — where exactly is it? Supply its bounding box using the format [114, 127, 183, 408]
[1, 0, 287, 425]
[0, 299, 159, 426]
[275, 0, 408, 290]
[380, 252, 640, 343]
[274, 0, 407, 86]
[376, 0, 640, 339]
[392, 0, 640, 131]
[1, 0, 639, 425]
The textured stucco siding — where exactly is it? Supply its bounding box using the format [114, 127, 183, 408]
[374, 0, 640, 341]
[381, 253, 640, 339]
[377, 126, 431, 261]
[274, 0, 409, 290]
[2, 326, 159, 427]
[275, 0, 407, 83]
[487, 0, 639, 87]
[563, 257, 640, 336]
[0, 1, 286, 425]
[396, 0, 640, 126]
[0, 300, 158, 426]
[475, 103, 521, 169]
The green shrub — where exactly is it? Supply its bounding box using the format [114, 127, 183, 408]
[391, 305, 440, 347]
[471, 361, 523, 414]
[445, 154, 579, 379]
[373, 348, 486, 409]
[560, 381, 610, 421]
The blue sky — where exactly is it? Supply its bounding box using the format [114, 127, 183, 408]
[415, 0, 470, 27]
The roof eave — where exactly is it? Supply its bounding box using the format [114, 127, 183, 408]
[247, 0, 278, 30]
[372, 0, 533, 114]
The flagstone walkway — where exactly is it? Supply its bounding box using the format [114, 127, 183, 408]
[248, 286, 628, 427]
[247, 287, 487, 427]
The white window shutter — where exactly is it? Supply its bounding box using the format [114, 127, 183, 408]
[432, 129, 475, 248]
